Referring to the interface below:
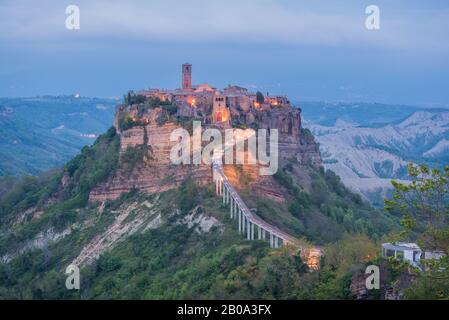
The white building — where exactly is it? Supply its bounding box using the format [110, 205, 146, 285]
[382, 242, 422, 267]
[423, 250, 446, 260]
[382, 242, 446, 269]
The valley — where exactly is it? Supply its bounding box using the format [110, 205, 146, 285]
[301, 102, 449, 205]
[0, 96, 116, 176]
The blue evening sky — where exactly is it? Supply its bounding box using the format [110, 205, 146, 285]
[1, 0, 448, 106]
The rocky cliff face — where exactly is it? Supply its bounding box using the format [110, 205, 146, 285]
[237, 106, 321, 167]
[89, 103, 321, 202]
[298, 129, 322, 167]
[89, 106, 211, 202]
[223, 163, 288, 203]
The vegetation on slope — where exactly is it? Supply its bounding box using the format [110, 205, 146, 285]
[0, 175, 381, 299]
[0, 127, 119, 256]
[0, 123, 397, 300]
[247, 161, 399, 244]
[118, 93, 178, 131]
[384, 164, 449, 299]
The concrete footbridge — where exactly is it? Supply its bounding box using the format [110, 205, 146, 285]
[212, 161, 297, 248]
[208, 126, 322, 268]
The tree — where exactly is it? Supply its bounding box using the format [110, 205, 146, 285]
[324, 234, 378, 277]
[385, 164, 449, 299]
[385, 164, 449, 250]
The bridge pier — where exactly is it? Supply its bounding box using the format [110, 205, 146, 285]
[230, 197, 233, 218]
[265, 234, 282, 248]
[238, 210, 242, 232]
[229, 197, 232, 217]
[218, 178, 222, 196]
[215, 175, 218, 194]
[212, 162, 293, 251]
[224, 185, 227, 204]
[251, 223, 255, 240]
[234, 199, 238, 219]
[222, 182, 225, 204]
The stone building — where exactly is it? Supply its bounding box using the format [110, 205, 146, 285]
[212, 93, 229, 123]
[223, 85, 248, 95]
[136, 63, 295, 126]
[182, 63, 192, 90]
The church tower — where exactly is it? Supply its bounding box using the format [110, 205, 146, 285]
[182, 63, 192, 90]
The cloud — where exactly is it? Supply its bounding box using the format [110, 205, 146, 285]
[0, 0, 448, 52]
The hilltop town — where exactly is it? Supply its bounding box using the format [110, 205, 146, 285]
[136, 63, 294, 127]
[91, 63, 321, 202]
[115, 63, 306, 140]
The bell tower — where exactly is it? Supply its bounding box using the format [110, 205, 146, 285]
[182, 63, 192, 90]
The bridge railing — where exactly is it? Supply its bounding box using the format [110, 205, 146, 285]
[212, 161, 297, 245]
[209, 134, 322, 268]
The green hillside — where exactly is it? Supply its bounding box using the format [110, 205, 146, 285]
[0, 128, 399, 299]
[0, 96, 116, 176]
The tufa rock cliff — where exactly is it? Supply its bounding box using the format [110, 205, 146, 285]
[89, 98, 321, 202]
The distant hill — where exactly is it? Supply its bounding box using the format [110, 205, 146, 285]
[299, 101, 449, 206]
[299, 101, 424, 127]
[0, 96, 117, 176]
